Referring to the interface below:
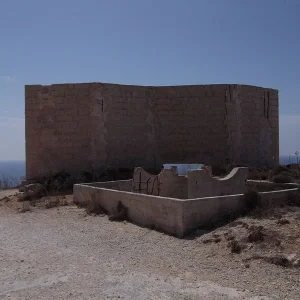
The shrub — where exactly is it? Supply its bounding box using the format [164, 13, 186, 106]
[247, 225, 265, 243]
[244, 190, 261, 211]
[276, 218, 290, 225]
[247, 167, 269, 180]
[269, 165, 289, 178]
[228, 239, 242, 254]
[272, 175, 292, 183]
[211, 165, 228, 176]
[37, 171, 73, 193]
[109, 202, 128, 222]
[287, 189, 300, 207]
[44, 197, 60, 209]
[85, 194, 107, 215]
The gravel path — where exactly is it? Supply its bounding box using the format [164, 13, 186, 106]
[0, 204, 299, 300]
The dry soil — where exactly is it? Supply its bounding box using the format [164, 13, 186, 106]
[0, 192, 299, 300]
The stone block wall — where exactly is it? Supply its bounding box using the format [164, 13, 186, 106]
[25, 83, 279, 180]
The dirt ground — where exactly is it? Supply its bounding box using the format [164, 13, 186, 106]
[0, 192, 299, 300]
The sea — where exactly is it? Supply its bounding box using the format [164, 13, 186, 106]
[0, 161, 26, 186]
[0, 155, 297, 187]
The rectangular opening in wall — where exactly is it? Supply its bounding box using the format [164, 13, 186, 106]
[163, 163, 203, 175]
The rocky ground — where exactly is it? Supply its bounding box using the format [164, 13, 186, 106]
[0, 192, 299, 300]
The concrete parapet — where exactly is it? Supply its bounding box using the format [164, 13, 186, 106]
[187, 167, 249, 198]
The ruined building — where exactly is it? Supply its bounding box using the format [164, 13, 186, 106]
[25, 83, 279, 180]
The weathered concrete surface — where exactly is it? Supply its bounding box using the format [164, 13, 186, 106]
[84, 179, 133, 192]
[132, 167, 187, 198]
[74, 183, 184, 237]
[247, 180, 300, 191]
[132, 167, 248, 199]
[187, 167, 249, 198]
[182, 188, 299, 235]
[2, 205, 296, 299]
[74, 181, 298, 237]
[25, 83, 279, 179]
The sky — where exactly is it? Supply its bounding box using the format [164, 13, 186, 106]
[0, 0, 299, 160]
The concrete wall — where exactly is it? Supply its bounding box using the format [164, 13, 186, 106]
[73, 183, 184, 237]
[182, 194, 245, 235]
[85, 179, 133, 192]
[132, 167, 187, 198]
[187, 167, 248, 198]
[247, 180, 300, 192]
[182, 188, 298, 235]
[25, 83, 279, 180]
[74, 181, 297, 237]
[132, 166, 247, 199]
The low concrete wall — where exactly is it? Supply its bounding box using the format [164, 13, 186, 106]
[84, 180, 133, 192]
[182, 194, 244, 235]
[73, 181, 298, 238]
[182, 187, 299, 235]
[259, 188, 298, 207]
[73, 183, 184, 237]
[247, 180, 300, 192]
[187, 167, 248, 198]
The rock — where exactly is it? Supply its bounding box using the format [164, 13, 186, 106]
[18, 193, 29, 202]
[19, 186, 25, 192]
[287, 253, 297, 261]
[27, 190, 36, 198]
[293, 259, 300, 268]
[24, 183, 45, 198]
[19, 183, 46, 200]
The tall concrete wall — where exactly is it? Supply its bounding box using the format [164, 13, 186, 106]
[25, 83, 279, 180]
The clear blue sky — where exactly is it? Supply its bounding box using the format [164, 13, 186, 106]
[0, 0, 299, 160]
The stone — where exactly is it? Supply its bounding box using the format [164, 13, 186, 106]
[292, 258, 300, 268]
[24, 183, 45, 198]
[17, 193, 29, 202]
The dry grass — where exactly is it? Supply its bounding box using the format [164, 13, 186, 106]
[243, 190, 261, 212]
[246, 225, 265, 243]
[198, 192, 300, 268]
[84, 194, 107, 216]
[272, 174, 293, 183]
[108, 202, 128, 222]
[1, 193, 73, 212]
[18, 202, 31, 213]
[276, 218, 290, 225]
[227, 239, 242, 254]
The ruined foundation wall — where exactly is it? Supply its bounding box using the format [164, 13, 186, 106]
[25, 83, 279, 180]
